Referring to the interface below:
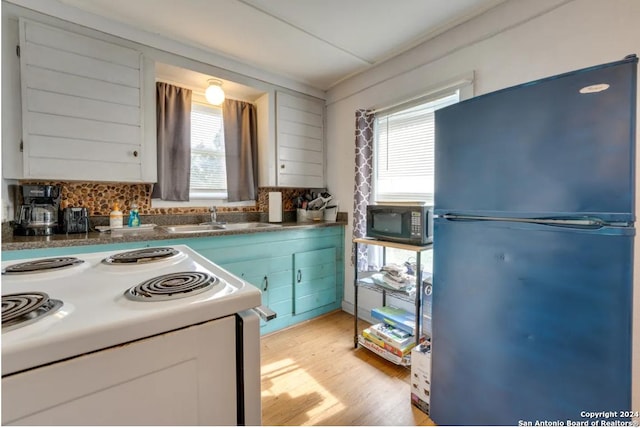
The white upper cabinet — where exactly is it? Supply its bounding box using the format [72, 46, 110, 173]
[276, 92, 324, 188]
[258, 91, 325, 188]
[13, 18, 156, 182]
[276, 91, 324, 188]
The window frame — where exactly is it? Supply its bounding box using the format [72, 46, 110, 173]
[151, 92, 255, 208]
[375, 93, 458, 203]
[371, 74, 474, 204]
[373, 91, 459, 204]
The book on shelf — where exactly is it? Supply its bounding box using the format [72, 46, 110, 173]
[371, 306, 416, 335]
[357, 334, 411, 366]
[370, 322, 415, 349]
[362, 327, 416, 357]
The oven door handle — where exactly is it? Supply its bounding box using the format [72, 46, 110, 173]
[253, 305, 277, 322]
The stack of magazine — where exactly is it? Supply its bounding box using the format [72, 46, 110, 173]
[358, 306, 424, 365]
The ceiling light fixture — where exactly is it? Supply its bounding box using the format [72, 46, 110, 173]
[205, 79, 225, 106]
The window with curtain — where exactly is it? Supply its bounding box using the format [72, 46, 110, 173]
[374, 92, 459, 203]
[189, 101, 227, 199]
[152, 77, 258, 208]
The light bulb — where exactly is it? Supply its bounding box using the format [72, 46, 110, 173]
[205, 80, 225, 105]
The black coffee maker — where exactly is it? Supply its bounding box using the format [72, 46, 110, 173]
[14, 185, 61, 236]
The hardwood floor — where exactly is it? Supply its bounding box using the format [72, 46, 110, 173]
[260, 310, 435, 426]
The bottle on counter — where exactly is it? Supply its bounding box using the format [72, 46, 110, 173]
[109, 202, 123, 229]
[128, 202, 140, 227]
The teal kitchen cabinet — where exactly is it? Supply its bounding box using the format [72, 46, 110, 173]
[220, 255, 293, 334]
[203, 228, 343, 334]
[2, 226, 345, 335]
[293, 247, 337, 316]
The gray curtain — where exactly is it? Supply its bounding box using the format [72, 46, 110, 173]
[223, 99, 258, 202]
[352, 109, 375, 271]
[152, 82, 192, 201]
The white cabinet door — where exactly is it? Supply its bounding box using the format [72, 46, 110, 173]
[2, 317, 238, 426]
[17, 18, 156, 182]
[276, 91, 324, 187]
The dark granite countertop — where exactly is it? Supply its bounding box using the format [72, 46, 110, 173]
[2, 213, 347, 252]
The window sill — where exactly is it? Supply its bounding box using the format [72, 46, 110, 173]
[151, 198, 256, 209]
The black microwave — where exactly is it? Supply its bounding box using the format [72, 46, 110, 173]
[366, 204, 433, 245]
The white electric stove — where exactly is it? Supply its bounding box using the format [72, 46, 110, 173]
[1, 244, 262, 426]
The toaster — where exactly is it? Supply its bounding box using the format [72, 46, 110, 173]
[61, 207, 89, 234]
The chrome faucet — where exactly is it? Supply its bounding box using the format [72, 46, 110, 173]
[199, 206, 225, 227]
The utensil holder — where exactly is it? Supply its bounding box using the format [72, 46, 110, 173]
[297, 209, 324, 222]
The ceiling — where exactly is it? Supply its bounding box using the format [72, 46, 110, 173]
[54, 0, 507, 92]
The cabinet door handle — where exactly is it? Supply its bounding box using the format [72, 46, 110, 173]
[133, 150, 139, 157]
[297, 269, 302, 283]
[263, 275, 269, 291]
[280, 164, 285, 169]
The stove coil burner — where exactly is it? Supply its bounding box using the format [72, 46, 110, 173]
[2, 257, 84, 274]
[125, 271, 218, 302]
[103, 247, 180, 265]
[2, 292, 63, 332]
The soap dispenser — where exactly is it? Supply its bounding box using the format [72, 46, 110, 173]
[109, 202, 123, 229]
[128, 202, 140, 227]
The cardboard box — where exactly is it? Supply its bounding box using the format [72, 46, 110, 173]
[410, 343, 431, 415]
[422, 283, 433, 339]
[422, 314, 432, 339]
[422, 282, 433, 317]
[411, 393, 430, 416]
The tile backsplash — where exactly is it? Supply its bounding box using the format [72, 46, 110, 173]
[16, 181, 313, 216]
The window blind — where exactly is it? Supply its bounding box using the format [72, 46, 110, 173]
[374, 92, 459, 203]
[190, 102, 227, 192]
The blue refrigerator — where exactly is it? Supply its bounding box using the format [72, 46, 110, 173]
[431, 55, 637, 425]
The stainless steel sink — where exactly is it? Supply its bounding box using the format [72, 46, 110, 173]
[161, 224, 227, 233]
[161, 222, 281, 234]
[222, 222, 282, 230]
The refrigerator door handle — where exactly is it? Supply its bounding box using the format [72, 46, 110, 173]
[441, 214, 606, 228]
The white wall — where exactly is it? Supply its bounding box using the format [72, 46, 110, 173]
[325, 0, 640, 417]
